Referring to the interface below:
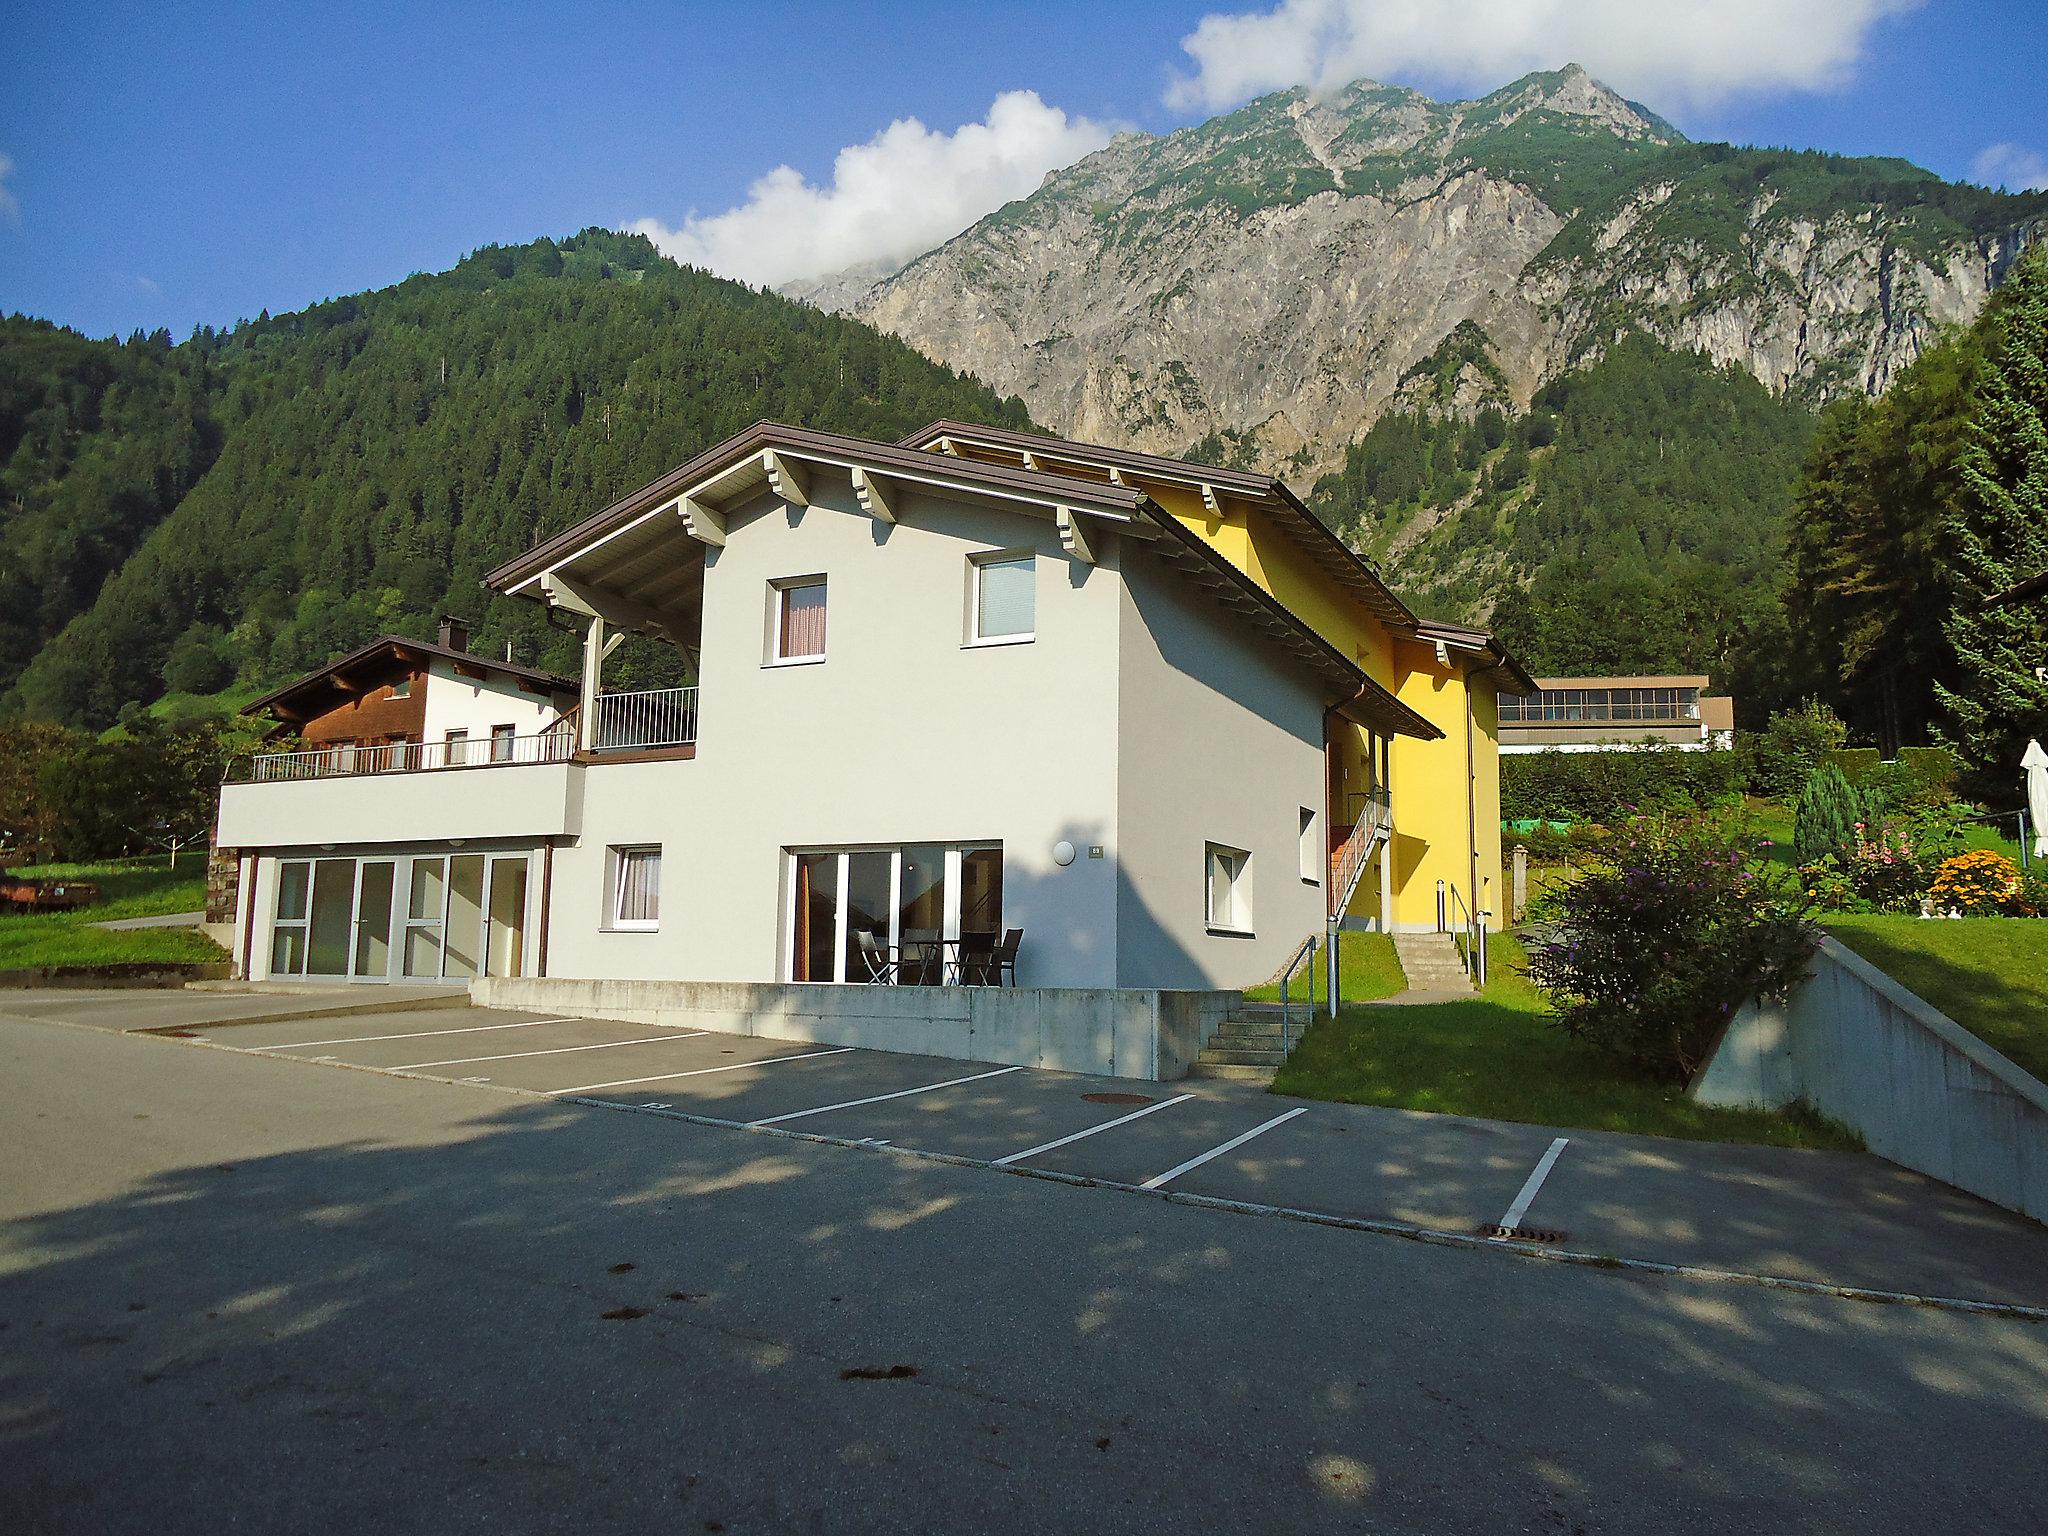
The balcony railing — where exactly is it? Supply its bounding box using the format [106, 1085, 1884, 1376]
[239, 728, 576, 782]
[589, 686, 697, 752]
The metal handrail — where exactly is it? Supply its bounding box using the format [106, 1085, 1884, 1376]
[590, 686, 698, 752]
[1436, 878, 1488, 988]
[1328, 785, 1391, 919]
[237, 728, 574, 782]
[1276, 932, 1318, 1053]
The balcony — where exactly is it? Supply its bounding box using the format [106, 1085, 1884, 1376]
[240, 728, 573, 782]
[588, 686, 698, 753]
[233, 687, 700, 783]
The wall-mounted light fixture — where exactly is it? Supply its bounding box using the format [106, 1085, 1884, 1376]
[1052, 839, 1076, 867]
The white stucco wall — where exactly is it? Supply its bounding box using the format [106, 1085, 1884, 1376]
[1113, 540, 1329, 990]
[419, 661, 570, 747]
[542, 480, 1126, 988]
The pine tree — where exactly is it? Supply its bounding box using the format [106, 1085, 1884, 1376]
[1936, 243, 2048, 778]
[1793, 763, 1862, 866]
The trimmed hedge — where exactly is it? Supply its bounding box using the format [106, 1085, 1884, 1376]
[1501, 748, 1742, 824]
[1826, 748, 1884, 784]
[1828, 745, 1966, 809]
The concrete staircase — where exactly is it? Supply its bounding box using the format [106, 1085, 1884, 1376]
[1191, 1001, 1310, 1082]
[1390, 931, 1474, 994]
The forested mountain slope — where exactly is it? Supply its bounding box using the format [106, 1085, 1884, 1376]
[1307, 336, 1817, 705]
[2, 230, 1030, 726]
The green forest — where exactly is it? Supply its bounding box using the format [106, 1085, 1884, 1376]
[1311, 335, 1817, 713]
[0, 229, 1028, 727]
[1309, 245, 2048, 780]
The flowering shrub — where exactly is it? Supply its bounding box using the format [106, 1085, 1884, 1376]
[1529, 813, 1821, 1084]
[1925, 850, 2030, 916]
[1794, 799, 1972, 914]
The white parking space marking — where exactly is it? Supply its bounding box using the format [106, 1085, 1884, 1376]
[992, 1093, 1195, 1167]
[745, 1065, 1024, 1128]
[549, 1046, 856, 1096]
[1138, 1107, 1308, 1190]
[392, 1031, 708, 1071]
[248, 1018, 577, 1051]
[1494, 1137, 1570, 1237]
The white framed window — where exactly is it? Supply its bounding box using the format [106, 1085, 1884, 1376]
[608, 846, 662, 930]
[968, 551, 1035, 645]
[769, 576, 827, 664]
[444, 727, 469, 766]
[1299, 808, 1320, 883]
[489, 723, 516, 762]
[1205, 843, 1252, 935]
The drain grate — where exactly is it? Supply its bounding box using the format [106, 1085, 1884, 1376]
[1477, 1224, 1569, 1244]
[1081, 1092, 1153, 1106]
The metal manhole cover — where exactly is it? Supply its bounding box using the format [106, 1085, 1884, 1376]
[1081, 1092, 1153, 1106]
[1476, 1224, 1569, 1244]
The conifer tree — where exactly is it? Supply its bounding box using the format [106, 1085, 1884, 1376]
[1936, 243, 2048, 776]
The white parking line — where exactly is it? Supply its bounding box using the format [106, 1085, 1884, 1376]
[391, 1031, 708, 1071]
[992, 1094, 1195, 1167]
[1138, 1106, 1307, 1190]
[746, 1065, 1023, 1127]
[1494, 1137, 1569, 1237]
[248, 1017, 577, 1051]
[549, 1046, 855, 1096]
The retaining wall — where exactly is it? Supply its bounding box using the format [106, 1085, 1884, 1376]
[1694, 935, 2048, 1224]
[468, 977, 1237, 1082]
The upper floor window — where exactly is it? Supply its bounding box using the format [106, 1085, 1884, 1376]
[771, 577, 827, 664]
[389, 678, 412, 699]
[969, 552, 1035, 645]
[489, 724, 516, 762]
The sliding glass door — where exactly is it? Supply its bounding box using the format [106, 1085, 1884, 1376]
[273, 851, 532, 983]
[785, 844, 1003, 984]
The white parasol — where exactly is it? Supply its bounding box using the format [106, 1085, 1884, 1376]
[2025, 738, 2048, 858]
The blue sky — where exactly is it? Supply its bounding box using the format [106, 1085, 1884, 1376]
[3, 0, 2043, 339]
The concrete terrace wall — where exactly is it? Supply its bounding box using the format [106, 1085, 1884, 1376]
[1694, 936, 2048, 1224]
[470, 977, 1237, 1082]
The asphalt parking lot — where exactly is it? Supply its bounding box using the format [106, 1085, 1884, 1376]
[10, 986, 2044, 1310]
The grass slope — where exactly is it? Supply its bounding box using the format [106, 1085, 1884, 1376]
[0, 855, 223, 971]
[1273, 934, 1861, 1150]
[1823, 915, 2048, 1086]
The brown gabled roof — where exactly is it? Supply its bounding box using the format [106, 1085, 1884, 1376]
[243, 635, 574, 723]
[484, 420, 1147, 596]
[480, 419, 1441, 741]
[900, 419, 1421, 630]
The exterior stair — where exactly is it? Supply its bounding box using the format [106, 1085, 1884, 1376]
[1191, 1001, 1306, 1083]
[1390, 930, 1474, 993]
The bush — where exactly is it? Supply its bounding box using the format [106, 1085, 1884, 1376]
[1793, 764, 1863, 867]
[1927, 850, 2030, 915]
[1527, 813, 1820, 1083]
[1826, 748, 1883, 785]
[1501, 747, 1740, 824]
[1895, 746, 1963, 801]
[1742, 702, 1848, 799]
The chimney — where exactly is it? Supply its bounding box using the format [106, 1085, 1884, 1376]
[438, 614, 470, 653]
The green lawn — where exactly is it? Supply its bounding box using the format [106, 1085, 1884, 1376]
[0, 855, 225, 972]
[1244, 931, 1406, 1007]
[1823, 914, 2048, 1085]
[1271, 934, 1862, 1150]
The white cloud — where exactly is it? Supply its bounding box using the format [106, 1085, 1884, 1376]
[1973, 142, 2048, 193]
[0, 154, 18, 223]
[630, 91, 1115, 289]
[1163, 0, 1921, 114]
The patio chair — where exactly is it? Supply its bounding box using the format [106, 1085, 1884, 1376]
[988, 928, 1022, 988]
[852, 929, 898, 985]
